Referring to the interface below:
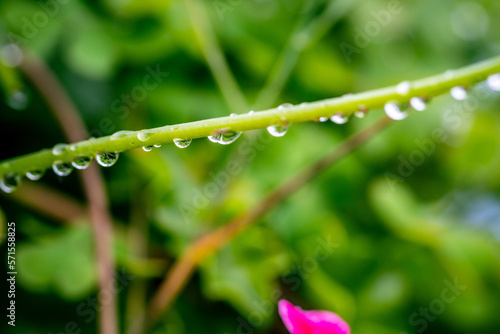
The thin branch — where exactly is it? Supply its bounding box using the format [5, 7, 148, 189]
[1, 182, 86, 223]
[184, 0, 248, 112]
[19, 53, 118, 334]
[146, 115, 394, 326]
[1, 55, 500, 177]
[124, 178, 151, 334]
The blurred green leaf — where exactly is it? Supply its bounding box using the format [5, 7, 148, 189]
[17, 224, 96, 299]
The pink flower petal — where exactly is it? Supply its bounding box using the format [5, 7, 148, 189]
[278, 300, 350, 334]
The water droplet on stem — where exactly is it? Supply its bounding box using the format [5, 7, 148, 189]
[354, 111, 366, 118]
[278, 103, 293, 111]
[267, 124, 289, 137]
[207, 123, 242, 145]
[71, 156, 92, 170]
[137, 130, 153, 142]
[384, 102, 408, 120]
[53, 162, 73, 176]
[111, 130, 133, 140]
[52, 143, 68, 156]
[410, 97, 427, 111]
[174, 138, 192, 148]
[96, 152, 119, 167]
[396, 81, 411, 96]
[450, 86, 468, 100]
[26, 170, 44, 181]
[0, 173, 21, 193]
[208, 135, 220, 143]
[331, 113, 349, 124]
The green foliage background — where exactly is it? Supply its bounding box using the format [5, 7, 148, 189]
[1, 0, 500, 333]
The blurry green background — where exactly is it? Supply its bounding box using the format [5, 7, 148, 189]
[1, 0, 500, 333]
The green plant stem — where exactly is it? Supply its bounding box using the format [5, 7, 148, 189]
[146, 115, 394, 327]
[1, 55, 500, 177]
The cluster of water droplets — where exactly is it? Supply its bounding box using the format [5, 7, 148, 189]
[0, 142, 121, 192]
[4, 71, 500, 194]
[447, 73, 500, 101]
[142, 144, 162, 151]
[384, 96, 429, 120]
[382, 73, 500, 121]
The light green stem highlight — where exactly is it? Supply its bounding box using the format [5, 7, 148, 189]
[1, 56, 500, 177]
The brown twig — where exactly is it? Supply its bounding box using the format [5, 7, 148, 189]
[20, 53, 118, 334]
[1, 182, 86, 223]
[146, 116, 394, 326]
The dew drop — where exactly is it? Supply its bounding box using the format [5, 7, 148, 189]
[278, 103, 293, 111]
[410, 97, 427, 111]
[218, 131, 241, 145]
[450, 86, 468, 100]
[52, 161, 73, 177]
[331, 113, 349, 124]
[137, 130, 153, 142]
[0, 173, 21, 193]
[248, 110, 255, 115]
[154, 144, 162, 148]
[230, 113, 238, 117]
[52, 143, 68, 156]
[208, 129, 241, 145]
[142, 146, 153, 152]
[354, 111, 366, 118]
[26, 170, 44, 181]
[174, 138, 192, 148]
[384, 102, 408, 120]
[444, 70, 455, 80]
[96, 152, 119, 167]
[319, 117, 329, 122]
[71, 156, 92, 170]
[396, 81, 411, 96]
[208, 135, 220, 143]
[486, 73, 500, 91]
[70, 144, 78, 151]
[111, 130, 133, 140]
[267, 124, 289, 137]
